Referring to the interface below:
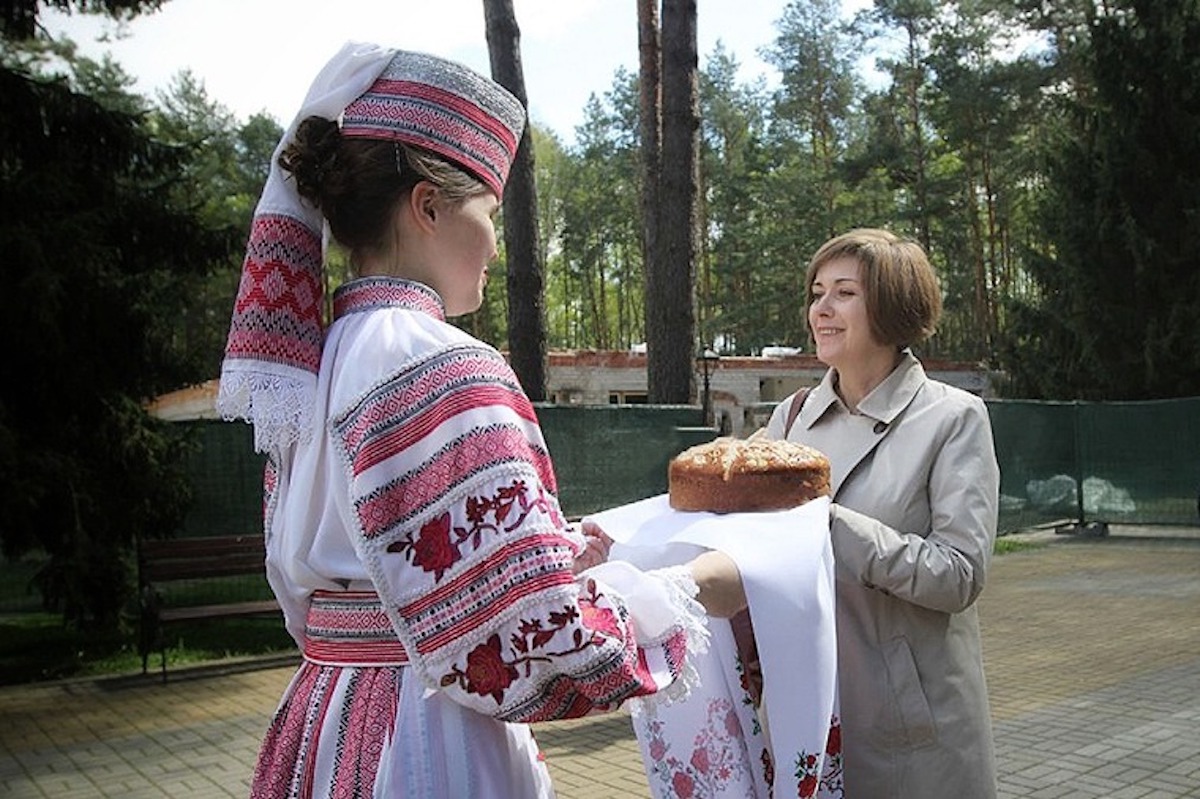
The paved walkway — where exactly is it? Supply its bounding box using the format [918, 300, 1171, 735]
[2, 528, 1198, 798]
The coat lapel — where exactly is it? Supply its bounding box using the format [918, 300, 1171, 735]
[792, 352, 926, 496]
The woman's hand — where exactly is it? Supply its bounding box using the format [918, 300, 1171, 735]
[688, 550, 746, 618]
[572, 520, 614, 574]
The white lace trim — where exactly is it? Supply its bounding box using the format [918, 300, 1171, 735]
[217, 368, 315, 454]
[629, 564, 711, 716]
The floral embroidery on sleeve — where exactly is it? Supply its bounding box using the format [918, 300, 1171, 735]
[438, 578, 622, 707]
[386, 479, 560, 580]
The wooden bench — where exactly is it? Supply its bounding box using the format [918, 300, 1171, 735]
[137, 534, 279, 681]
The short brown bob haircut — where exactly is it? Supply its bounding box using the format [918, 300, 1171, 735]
[805, 228, 942, 349]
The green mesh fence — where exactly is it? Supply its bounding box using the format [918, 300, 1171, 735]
[534, 404, 717, 517]
[3, 399, 1197, 615]
[172, 406, 716, 534]
[163, 399, 1200, 538]
[149, 422, 271, 613]
[989, 398, 1200, 531]
[989, 401, 1081, 531]
[178, 421, 266, 537]
[1075, 399, 1200, 526]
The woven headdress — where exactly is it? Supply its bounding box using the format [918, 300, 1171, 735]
[217, 43, 526, 454]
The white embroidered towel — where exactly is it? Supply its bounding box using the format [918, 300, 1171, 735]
[586, 495, 841, 798]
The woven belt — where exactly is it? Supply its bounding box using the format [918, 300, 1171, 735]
[303, 590, 410, 666]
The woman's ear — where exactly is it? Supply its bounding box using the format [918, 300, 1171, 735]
[407, 181, 440, 233]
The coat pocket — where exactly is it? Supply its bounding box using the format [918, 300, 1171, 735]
[881, 636, 937, 749]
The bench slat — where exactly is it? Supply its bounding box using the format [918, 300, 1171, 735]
[158, 599, 280, 623]
[140, 536, 263, 559]
[143, 555, 267, 582]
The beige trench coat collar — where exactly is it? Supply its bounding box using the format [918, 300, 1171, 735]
[795, 350, 926, 494]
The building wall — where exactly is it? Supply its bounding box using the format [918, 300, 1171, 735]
[151, 351, 995, 438]
[545, 351, 996, 436]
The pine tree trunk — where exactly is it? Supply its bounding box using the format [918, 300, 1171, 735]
[649, 0, 699, 404]
[484, 0, 547, 400]
[638, 0, 661, 365]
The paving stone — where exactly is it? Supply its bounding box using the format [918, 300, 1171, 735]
[0, 533, 1196, 798]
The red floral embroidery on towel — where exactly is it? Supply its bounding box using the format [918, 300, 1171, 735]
[646, 698, 754, 797]
[793, 714, 844, 797]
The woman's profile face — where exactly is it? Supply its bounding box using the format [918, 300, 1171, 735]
[432, 190, 501, 317]
[808, 256, 888, 370]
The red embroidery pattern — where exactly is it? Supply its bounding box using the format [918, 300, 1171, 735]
[645, 697, 754, 798]
[438, 578, 616, 706]
[793, 715, 844, 798]
[332, 277, 444, 321]
[761, 747, 775, 789]
[225, 214, 324, 372]
[343, 91, 515, 193]
[387, 479, 557, 580]
[359, 425, 557, 538]
[330, 668, 398, 799]
[817, 715, 844, 797]
[338, 352, 526, 466]
[734, 652, 764, 738]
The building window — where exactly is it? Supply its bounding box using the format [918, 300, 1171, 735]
[551, 389, 584, 405]
[608, 391, 649, 405]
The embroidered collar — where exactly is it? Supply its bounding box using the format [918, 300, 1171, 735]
[332, 277, 446, 322]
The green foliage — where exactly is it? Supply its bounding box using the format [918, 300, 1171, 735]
[0, 37, 241, 627]
[1, 0, 164, 39]
[1000, 0, 1200, 399]
[146, 74, 282, 376]
[555, 77, 645, 350]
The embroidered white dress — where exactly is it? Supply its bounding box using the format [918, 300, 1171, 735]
[249, 277, 706, 799]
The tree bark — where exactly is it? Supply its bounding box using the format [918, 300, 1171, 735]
[638, 0, 661, 369]
[649, 0, 699, 404]
[483, 0, 547, 400]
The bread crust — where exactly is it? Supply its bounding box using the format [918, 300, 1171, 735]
[668, 436, 831, 513]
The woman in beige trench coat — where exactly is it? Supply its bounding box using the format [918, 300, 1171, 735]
[764, 228, 1000, 798]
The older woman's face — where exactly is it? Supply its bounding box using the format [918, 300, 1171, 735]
[808, 256, 888, 370]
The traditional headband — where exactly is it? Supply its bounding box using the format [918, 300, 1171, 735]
[343, 50, 525, 198]
[217, 43, 526, 454]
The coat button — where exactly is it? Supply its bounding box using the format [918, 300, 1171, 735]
[873, 420, 887, 434]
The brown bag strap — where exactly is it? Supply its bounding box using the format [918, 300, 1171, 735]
[783, 387, 811, 438]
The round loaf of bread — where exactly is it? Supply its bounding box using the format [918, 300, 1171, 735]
[668, 436, 831, 513]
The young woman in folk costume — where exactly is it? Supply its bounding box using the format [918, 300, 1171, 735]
[218, 42, 744, 799]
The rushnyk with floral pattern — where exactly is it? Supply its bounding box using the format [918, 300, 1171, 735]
[589, 494, 843, 798]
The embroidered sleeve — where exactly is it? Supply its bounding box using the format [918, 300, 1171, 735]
[332, 343, 698, 722]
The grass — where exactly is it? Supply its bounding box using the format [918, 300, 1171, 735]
[994, 535, 1045, 555]
[0, 611, 295, 687]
